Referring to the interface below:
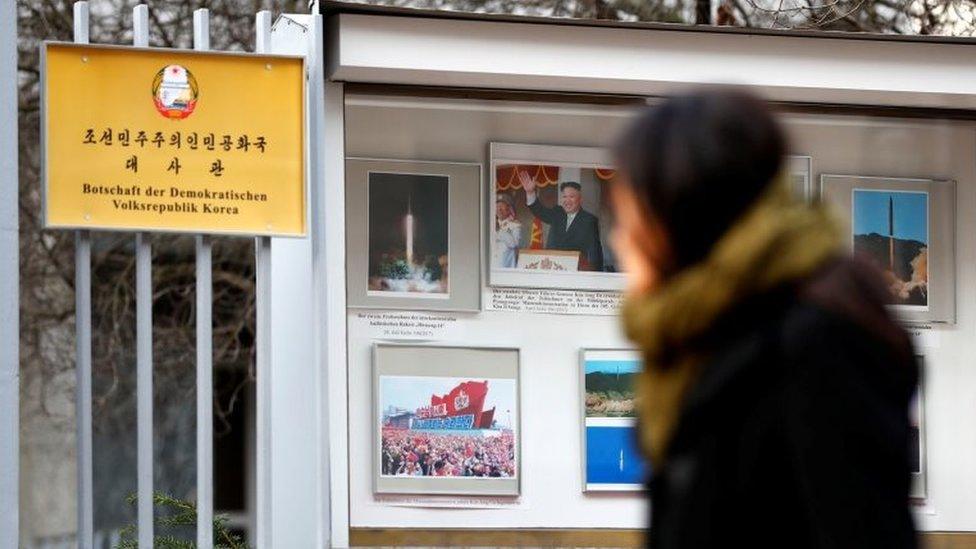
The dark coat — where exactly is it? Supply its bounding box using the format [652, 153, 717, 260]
[649, 258, 919, 549]
[527, 199, 604, 271]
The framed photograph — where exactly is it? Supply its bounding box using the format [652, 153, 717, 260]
[489, 143, 625, 291]
[910, 355, 926, 500]
[580, 349, 648, 492]
[346, 159, 482, 312]
[820, 175, 955, 324]
[373, 344, 520, 496]
[787, 155, 812, 202]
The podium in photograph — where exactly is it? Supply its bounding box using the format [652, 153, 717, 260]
[516, 248, 581, 271]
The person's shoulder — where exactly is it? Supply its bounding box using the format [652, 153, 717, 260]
[775, 257, 916, 384]
[789, 257, 910, 350]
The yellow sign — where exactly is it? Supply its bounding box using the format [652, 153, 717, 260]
[42, 42, 306, 236]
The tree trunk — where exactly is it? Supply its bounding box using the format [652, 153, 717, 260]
[594, 0, 614, 20]
[696, 0, 712, 24]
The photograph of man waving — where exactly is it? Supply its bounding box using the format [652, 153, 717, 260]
[518, 169, 604, 271]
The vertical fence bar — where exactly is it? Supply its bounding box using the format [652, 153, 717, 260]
[0, 0, 18, 542]
[72, 3, 95, 548]
[135, 230, 153, 549]
[132, 5, 154, 548]
[255, 235, 271, 547]
[195, 234, 213, 548]
[75, 231, 93, 548]
[192, 9, 214, 548]
[254, 12, 273, 545]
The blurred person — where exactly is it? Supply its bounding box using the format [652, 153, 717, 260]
[519, 170, 604, 271]
[610, 88, 918, 549]
[494, 193, 522, 268]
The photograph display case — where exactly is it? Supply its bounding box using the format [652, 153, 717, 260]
[580, 349, 647, 492]
[346, 159, 483, 312]
[820, 175, 956, 324]
[489, 143, 625, 291]
[373, 344, 521, 496]
[339, 82, 966, 535]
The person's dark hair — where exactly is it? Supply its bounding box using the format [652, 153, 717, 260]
[613, 88, 786, 271]
[559, 181, 582, 193]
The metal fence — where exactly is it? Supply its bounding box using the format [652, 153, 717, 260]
[70, 3, 274, 547]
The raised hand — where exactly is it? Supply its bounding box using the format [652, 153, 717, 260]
[517, 169, 536, 195]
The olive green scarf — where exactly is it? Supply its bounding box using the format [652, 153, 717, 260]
[621, 182, 842, 466]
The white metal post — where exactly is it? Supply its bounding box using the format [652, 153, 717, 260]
[265, 13, 326, 545]
[255, 12, 273, 547]
[307, 14, 335, 546]
[72, 4, 95, 548]
[132, 5, 155, 548]
[0, 0, 18, 541]
[269, 12, 347, 543]
[324, 80, 352, 549]
[192, 9, 215, 548]
[310, 13, 351, 546]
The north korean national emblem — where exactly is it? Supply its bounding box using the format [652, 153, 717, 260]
[152, 64, 198, 120]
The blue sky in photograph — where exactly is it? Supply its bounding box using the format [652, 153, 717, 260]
[852, 190, 928, 244]
[585, 360, 642, 375]
[380, 375, 517, 420]
[585, 425, 648, 484]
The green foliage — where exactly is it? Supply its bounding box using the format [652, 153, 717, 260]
[584, 372, 636, 395]
[379, 258, 411, 279]
[115, 492, 248, 549]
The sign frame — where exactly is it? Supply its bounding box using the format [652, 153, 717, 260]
[40, 41, 310, 237]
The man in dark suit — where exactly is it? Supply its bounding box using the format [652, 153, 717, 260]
[519, 170, 604, 271]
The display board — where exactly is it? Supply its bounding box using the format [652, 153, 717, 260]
[343, 93, 976, 531]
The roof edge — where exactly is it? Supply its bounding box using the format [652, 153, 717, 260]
[319, 0, 976, 46]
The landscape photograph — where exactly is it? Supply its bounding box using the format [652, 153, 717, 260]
[583, 353, 640, 418]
